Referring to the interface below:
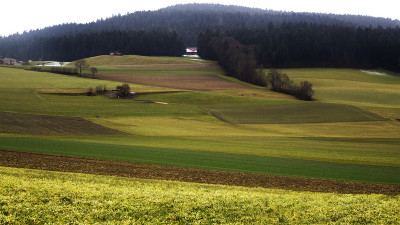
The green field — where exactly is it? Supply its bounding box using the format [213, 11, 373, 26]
[2, 137, 400, 184]
[69, 55, 223, 76]
[1, 167, 399, 224]
[1, 58, 400, 186]
[281, 68, 400, 118]
[1, 56, 400, 223]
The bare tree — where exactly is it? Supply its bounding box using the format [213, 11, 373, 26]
[74, 59, 89, 76]
[90, 67, 98, 78]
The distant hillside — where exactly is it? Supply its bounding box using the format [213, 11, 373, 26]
[56, 4, 400, 46]
[3, 4, 400, 45]
[1, 3, 400, 61]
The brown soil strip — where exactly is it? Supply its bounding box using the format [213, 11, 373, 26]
[96, 74, 254, 91]
[390, 118, 400, 124]
[115, 63, 213, 68]
[1, 150, 399, 195]
[0, 112, 125, 136]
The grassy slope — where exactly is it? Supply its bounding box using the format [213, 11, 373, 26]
[81, 55, 201, 66]
[281, 68, 400, 118]
[0, 62, 400, 184]
[1, 167, 399, 224]
[70, 55, 223, 76]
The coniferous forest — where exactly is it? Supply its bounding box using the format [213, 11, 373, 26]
[0, 30, 185, 61]
[197, 23, 400, 72]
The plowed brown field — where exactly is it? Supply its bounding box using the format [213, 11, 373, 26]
[0, 112, 125, 136]
[96, 74, 254, 91]
[115, 63, 213, 68]
[1, 150, 399, 195]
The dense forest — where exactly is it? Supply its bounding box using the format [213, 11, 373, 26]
[1, 3, 400, 65]
[0, 30, 185, 61]
[198, 23, 400, 72]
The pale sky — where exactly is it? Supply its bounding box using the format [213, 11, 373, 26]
[1, 0, 399, 37]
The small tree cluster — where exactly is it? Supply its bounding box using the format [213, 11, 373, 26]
[96, 85, 107, 94]
[267, 70, 314, 101]
[87, 85, 108, 96]
[30, 66, 78, 75]
[116, 84, 131, 98]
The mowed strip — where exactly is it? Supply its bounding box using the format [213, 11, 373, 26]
[1, 137, 400, 185]
[96, 74, 254, 91]
[0, 112, 125, 136]
[211, 102, 386, 124]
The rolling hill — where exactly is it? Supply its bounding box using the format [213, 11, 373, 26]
[1, 54, 400, 223]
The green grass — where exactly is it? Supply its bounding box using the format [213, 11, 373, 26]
[2, 60, 400, 224]
[0, 93, 203, 117]
[69, 55, 224, 76]
[56, 126, 400, 167]
[280, 68, 400, 118]
[135, 89, 296, 107]
[1, 137, 400, 185]
[1, 64, 400, 185]
[1, 166, 400, 224]
[78, 55, 207, 66]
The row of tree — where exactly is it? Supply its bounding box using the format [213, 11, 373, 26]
[197, 33, 314, 100]
[267, 70, 314, 101]
[199, 23, 400, 72]
[0, 30, 185, 61]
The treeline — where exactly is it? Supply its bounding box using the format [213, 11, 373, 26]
[0, 30, 185, 61]
[30, 66, 78, 75]
[197, 34, 263, 85]
[197, 32, 314, 100]
[199, 23, 400, 72]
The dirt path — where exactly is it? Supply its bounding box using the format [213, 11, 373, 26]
[1, 150, 399, 195]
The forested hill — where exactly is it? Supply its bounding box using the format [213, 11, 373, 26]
[1, 3, 400, 61]
[3, 3, 400, 46]
[95, 4, 400, 46]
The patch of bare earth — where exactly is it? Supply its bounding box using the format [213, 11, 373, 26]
[115, 63, 213, 68]
[96, 74, 254, 91]
[1, 150, 399, 195]
[0, 112, 125, 136]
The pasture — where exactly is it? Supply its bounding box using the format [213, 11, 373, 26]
[0, 58, 400, 186]
[1, 56, 400, 223]
[281, 68, 400, 118]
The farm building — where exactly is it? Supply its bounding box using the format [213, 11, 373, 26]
[2, 58, 17, 65]
[185, 47, 197, 55]
[110, 51, 123, 56]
